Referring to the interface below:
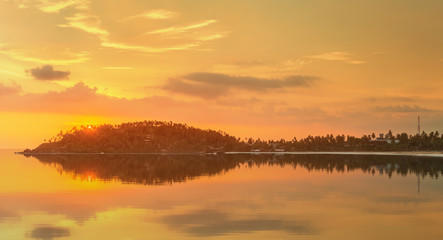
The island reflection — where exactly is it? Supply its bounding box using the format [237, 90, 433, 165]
[28, 154, 442, 185]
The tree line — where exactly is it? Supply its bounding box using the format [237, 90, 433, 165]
[24, 120, 443, 153]
[251, 130, 443, 151]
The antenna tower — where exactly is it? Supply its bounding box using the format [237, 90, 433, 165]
[417, 116, 421, 135]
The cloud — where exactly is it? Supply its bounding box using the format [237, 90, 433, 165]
[307, 51, 365, 64]
[162, 209, 317, 237]
[29, 225, 70, 240]
[1, 81, 441, 139]
[214, 97, 262, 108]
[27, 65, 70, 81]
[162, 72, 318, 99]
[58, 12, 109, 36]
[0, 69, 26, 78]
[0, 82, 257, 128]
[62, 1, 223, 53]
[0, 45, 89, 65]
[141, 19, 227, 48]
[210, 59, 312, 77]
[233, 60, 267, 66]
[374, 105, 433, 113]
[0, 81, 319, 126]
[365, 96, 415, 103]
[37, 0, 81, 13]
[196, 32, 228, 41]
[0, 81, 21, 96]
[0, 209, 19, 222]
[55, 8, 203, 53]
[101, 40, 199, 53]
[9, 0, 88, 13]
[126, 9, 178, 20]
[40, 82, 98, 101]
[0, 82, 178, 115]
[162, 78, 226, 99]
[146, 19, 217, 35]
[12, 52, 89, 65]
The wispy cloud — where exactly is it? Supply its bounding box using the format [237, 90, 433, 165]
[11, 53, 89, 65]
[0, 81, 21, 96]
[58, 12, 109, 36]
[197, 32, 228, 41]
[55, 6, 219, 53]
[13, 0, 95, 38]
[0, 82, 278, 127]
[365, 96, 415, 103]
[162, 72, 318, 99]
[8, 1, 224, 56]
[125, 9, 178, 20]
[12, 0, 106, 37]
[0, 46, 89, 65]
[101, 41, 198, 53]
[210, 59, 312, 77]
[0, 82, 194, 116]
[38, 0, 83, 13]
[307, 51, 365, 64]
[0, 69, 26, 78]
[374, 105, 433, 113]
[10, 0, 89, 13]
[146, 19, 217, 35]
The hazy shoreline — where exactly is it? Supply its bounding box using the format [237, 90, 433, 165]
[15, 151, 443, 158]
[226, 151, 443, 158]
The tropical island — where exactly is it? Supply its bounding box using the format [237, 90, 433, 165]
[19, 120, 443, 154]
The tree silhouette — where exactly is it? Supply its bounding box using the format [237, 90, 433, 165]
[25, 120, 443, 153]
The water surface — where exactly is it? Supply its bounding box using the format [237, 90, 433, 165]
[1, 149, 443, 239]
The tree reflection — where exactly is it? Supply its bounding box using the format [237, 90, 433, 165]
[27, 154, 443, 185]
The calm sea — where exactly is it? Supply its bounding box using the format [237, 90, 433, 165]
[1, 149, 442, 239]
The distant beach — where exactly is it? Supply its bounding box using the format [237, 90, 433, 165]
[16, 151, 443, 158]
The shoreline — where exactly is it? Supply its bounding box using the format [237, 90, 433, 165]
[226, 151, 443, 158]
[15, 151, 443, 158]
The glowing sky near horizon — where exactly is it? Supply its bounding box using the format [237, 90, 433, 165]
[0, 0, 442, 148]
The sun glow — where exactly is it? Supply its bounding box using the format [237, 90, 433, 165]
[83, 172, 96, 182]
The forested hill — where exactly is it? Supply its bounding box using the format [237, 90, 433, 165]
[23, 120, 443, 153]
[27, 121, 244, 153]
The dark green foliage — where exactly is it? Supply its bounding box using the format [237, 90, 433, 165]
[30, 122, 443, 153]
[31, 121, 245, 153]
[265, 131, 443, 152]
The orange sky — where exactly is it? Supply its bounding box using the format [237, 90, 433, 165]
[1, 0, 443, 148]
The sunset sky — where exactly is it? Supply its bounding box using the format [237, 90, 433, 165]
[1, 0, 442, 148]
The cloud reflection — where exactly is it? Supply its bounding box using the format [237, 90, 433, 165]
[162, 209, 318, 236]
[29, 225, 70, 240]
